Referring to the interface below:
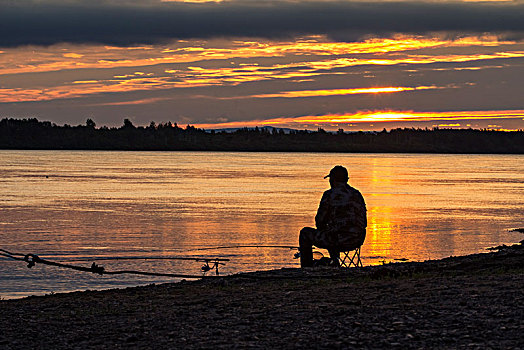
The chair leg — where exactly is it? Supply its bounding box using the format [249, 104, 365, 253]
[339, 247, 363, 268]
[356, 247, 363, 267]
[340, 251, 350, 268]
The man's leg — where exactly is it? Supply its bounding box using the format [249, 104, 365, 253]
[318, 229, 341, 266]
[299, 227, 316, 267]
[327, 248, 340, 267]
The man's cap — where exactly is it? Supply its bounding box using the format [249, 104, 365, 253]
[324, 165, 349, 182]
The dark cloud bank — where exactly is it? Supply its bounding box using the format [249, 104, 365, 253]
[2, 0, 524, 47]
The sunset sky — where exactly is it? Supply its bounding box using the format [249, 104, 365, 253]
[1, 0, 524, 131]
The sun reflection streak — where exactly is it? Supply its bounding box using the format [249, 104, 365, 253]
[361, 157, 400, 264]
[365, 206, 394, 264]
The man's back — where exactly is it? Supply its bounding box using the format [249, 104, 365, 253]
[315, 183, 367, 234]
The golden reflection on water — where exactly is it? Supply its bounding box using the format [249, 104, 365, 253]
[365, 206, 393, 263]
[361, 157, 395, 263]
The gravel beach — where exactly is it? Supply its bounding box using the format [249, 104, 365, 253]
[1, 242, 523, 349]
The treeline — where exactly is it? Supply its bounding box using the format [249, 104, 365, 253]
[1, 117, 524, 153]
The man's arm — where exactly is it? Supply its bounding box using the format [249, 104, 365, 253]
[354, 192, 367, 230]
[315, 191, 330, 229]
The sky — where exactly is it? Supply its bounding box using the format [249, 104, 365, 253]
[1, 0, 524, 131]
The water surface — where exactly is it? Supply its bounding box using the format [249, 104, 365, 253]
[1, 151, 522, 298]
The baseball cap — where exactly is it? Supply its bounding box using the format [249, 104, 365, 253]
[324, 165, 349, 182]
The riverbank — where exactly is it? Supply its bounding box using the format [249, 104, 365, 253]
[1, 242, 523, 349]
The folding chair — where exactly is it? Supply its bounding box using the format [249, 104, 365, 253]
[339, 246, 363, 268]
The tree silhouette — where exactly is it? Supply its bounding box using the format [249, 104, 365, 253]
[122, 118, 135, 129]
[0, 117, 523, 153]
[85, 118, 96, 129]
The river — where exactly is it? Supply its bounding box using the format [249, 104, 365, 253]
[1, 151, 523, 298]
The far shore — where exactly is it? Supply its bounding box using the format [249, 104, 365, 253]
[1, 241, 523, 349]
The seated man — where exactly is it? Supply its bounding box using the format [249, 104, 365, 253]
[299, 165, 367, 267]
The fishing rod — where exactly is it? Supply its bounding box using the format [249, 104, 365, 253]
[50, 256, 230, 263]
[55, 255, 231, 274]
[1, 249, 227, 276]
[0, 244, 306, 279]
[188, 245, 399, 264]
[190, 245, 299, 251]
[188, 245, 301, 260]
[1, 249, 229, 264]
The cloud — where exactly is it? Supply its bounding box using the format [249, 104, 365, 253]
[216, 85, 447, 99]
[1, 36, 511, 76]
[2, 1, 524, 47]
[2, 41, 523, 104]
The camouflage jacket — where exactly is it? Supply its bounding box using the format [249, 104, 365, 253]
[315, 183, 367, 234]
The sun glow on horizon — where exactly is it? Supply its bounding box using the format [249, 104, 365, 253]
[193, 110, 524, 130]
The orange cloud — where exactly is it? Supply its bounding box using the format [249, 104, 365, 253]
[0, 35, 516, 76]
[161, 0, 223, 2]
[279, 110, 524, 124]
[226, 85, 443, 99]
[0, 63, 332, 102]
[62, 53, 84, 58]
[461, 0, 512, 2]
[1, 35, 522, 104]
[93, 97, 172, 106]
[0, 77, 175, 103]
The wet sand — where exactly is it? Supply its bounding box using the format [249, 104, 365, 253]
[1, 242, 523, 349]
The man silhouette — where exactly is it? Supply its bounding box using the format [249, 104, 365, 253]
[299, 165, 367, 267]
